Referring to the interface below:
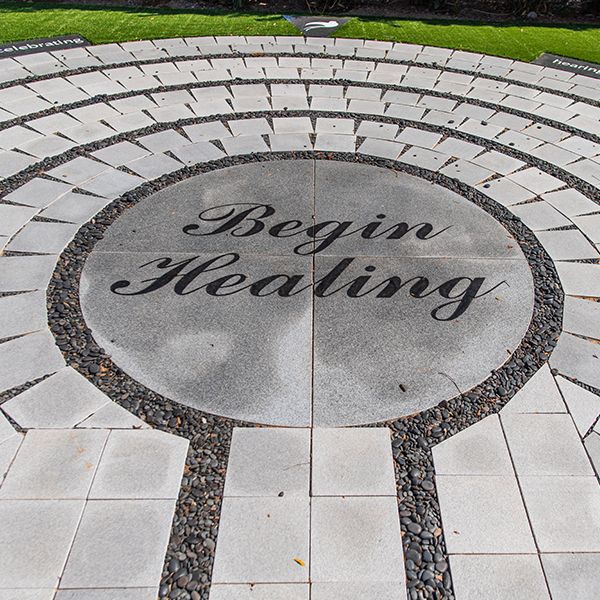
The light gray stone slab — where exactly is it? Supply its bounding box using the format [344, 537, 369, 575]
[501, 413, 593, 476]
[310, 496, 405, 583]
[6, 221, 79, 254]
[508, 167, 564, 195]
[18, 134, 77, 159]
[315, 118, 354, 134]
[397, 146, 450, 170]
[105, 111, 154, 134]
[563, 295, 600, 341]
[556, 376, 600, 436]
[183, 121, 231, 142]
[508, 201, 572, 231]
[212, 497, 310, 583]
[0, 331, 65, 393]
[573, 213, 600, 244]
[79, 170, 145, 199]
[531, 142, 580, 166]
[520, 476, 600, 552]
[223, 428, 310, 497]
[357, 138, 404, 159]
[355, 120, 398, 140]
[0, 429, 108, 499]
[0, 255, 58, 292]
[76, 400, 148, 429]
[170, 141, 226, 164]
[439, 159, 494, 185]
[228, 118, 272, 137]
[270, 133, 312, 152]
[311, 428, 396, 496]
[209, 584, 309, 600]
[450, 555, 549, 600]
[313, 255, 533, 425]
[62, 122, 116, 144]
[433, 415, 513, 475]
[222, 134, 270, 155]
[2, 367, 110, 429]
[47, 157, 109, 185]
[91, 141, 151, 167]
[126, 153, 183, 180]
[434, 138, 484, 160]
[54, 590, 158, 600]
[28, 112, 81, 135]
[89, 429, 187, 499]
[0, 290, 47, 339]
[550, 333, 600, 389]
[314, 133, 356, 152]
[0, 204, 37, 237]
[0, 499, 84, 588]
[0, 433, 22, 481]
[189, 98, 233, 116]
[536, 229, 599, 260]
[231, 96, 270, 112]
[436, 475, 535, 553]
[501, 363, 565, 413]
[311, 582, 406, 600]
[0, 589, 55, 600]
[60, 498, 176, 588]
[476, 178, 536, 207]
[273, 117, 313, 134]
[470, 150, 525, 175]
[41, 191, 111, 225]
[0, 412, 15, 444]
[0, 125, 41, 149]
[555, 262, 600, 297]
[585, 432, 600, 472]
[4, 177, 72, 208]
[137, 129, 190, 153]
[542, 553, 600, 600]
[310, 97, 347, 112]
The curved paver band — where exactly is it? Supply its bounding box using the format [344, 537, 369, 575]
[0, 36, 599, 600]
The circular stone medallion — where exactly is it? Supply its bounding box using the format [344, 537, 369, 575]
[80, 160, 534, 426]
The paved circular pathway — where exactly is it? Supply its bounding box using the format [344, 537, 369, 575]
[0, 35, 599, 600]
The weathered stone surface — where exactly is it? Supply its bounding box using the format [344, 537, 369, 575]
[81, 160, 534, 426]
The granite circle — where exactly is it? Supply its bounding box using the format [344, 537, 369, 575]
[80, 159, 534, 426]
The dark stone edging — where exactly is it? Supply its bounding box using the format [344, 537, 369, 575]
[40, 152, 562, 600]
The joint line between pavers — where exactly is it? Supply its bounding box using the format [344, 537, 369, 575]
[308, 158, 317, 598]
[554, 375, 600, 483]
[497, 413, 555, 600]
[55, 428, 111, 590]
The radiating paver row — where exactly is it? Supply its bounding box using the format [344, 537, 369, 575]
[432, 363, 600, 600]
[210, 427, 406, 600]
[0, 367, 188, 595]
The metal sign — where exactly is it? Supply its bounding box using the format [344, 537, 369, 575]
[534, 53, 600, 79]
[0, 35, 91, 58]
[284, 15, 351, 37]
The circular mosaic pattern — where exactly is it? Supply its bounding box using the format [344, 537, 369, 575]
[0, 35, 598, 600]
[80, 159, 534, 425]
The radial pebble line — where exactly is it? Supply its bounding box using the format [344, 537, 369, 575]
[0, 35, 598, 600]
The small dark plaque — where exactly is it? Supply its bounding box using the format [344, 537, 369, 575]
[0, 35, 91, 58]
[284, 15, 351, 37]
[533, 53, 600, 79]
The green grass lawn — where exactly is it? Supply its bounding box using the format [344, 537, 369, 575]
[0, 2, 599, 64]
